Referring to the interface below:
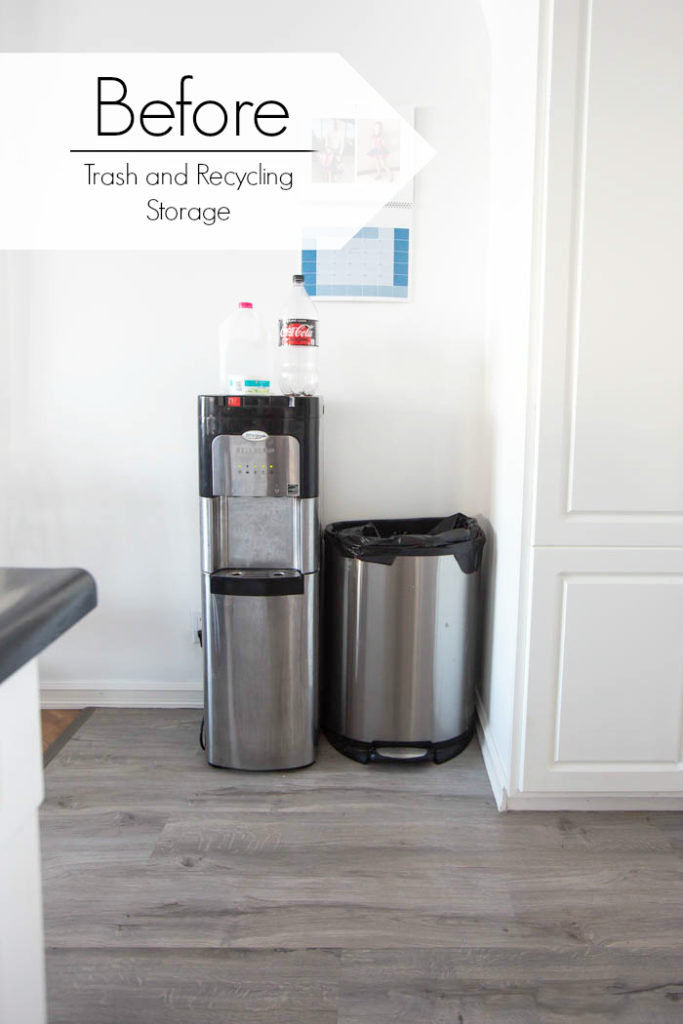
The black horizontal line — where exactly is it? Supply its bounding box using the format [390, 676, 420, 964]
[70, 148, 317, 154]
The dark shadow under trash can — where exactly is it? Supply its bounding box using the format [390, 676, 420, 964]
[323, 515, 486, 764]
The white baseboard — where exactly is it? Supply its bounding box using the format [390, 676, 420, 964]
[505, 792, 683, 811]
[475, 694, 509, 811]
[40, 680, 203, 710]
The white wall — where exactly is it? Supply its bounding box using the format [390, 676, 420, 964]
[0, 254, 31, 565]
[1, 0, 492, 694]
[477, 0, 540, 786]
[0, 255, 10, 563]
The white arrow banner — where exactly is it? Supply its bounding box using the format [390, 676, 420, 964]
[0, 53, 435, 250]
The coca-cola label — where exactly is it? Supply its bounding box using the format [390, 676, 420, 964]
[279, 318, 318, 347]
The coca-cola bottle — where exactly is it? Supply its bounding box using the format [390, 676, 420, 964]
[278, 274, 319, 396]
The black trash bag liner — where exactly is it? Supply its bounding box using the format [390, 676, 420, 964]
[325, 514, 485, 573]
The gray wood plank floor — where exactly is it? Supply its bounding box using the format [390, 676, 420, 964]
[41, 709, 683, 1023]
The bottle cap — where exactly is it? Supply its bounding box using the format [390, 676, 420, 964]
[238, 301, 253, 309]
[292, 274, 305, 284]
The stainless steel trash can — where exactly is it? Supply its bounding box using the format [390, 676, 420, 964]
[323, 515, 485, 764]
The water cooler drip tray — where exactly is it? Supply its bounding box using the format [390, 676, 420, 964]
[210, 567, 304, 596]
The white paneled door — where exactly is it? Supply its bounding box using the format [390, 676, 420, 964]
[532, 0, 683, 549]
[519, 0, 683, 797]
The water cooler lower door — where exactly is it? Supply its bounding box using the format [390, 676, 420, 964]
[203, 569, 318, 770]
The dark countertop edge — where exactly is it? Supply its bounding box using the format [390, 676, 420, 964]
[0, 568, 97, 685]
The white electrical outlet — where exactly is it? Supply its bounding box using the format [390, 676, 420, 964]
[191, 612, 203, 645]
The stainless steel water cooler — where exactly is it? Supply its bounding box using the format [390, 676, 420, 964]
[198, 395, 321, 770]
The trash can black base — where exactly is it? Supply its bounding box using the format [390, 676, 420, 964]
[324, 721, 475, 765]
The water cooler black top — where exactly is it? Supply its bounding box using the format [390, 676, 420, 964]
[198, 395, 321, 498]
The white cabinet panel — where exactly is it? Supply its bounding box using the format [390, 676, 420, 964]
[532, 0, 683, 546]
[521, 547, 683, 793]
[569, 0, 683, 515]
[556, 577, 683, 763]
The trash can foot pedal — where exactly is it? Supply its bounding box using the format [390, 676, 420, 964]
[324, 723, 474, 765]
